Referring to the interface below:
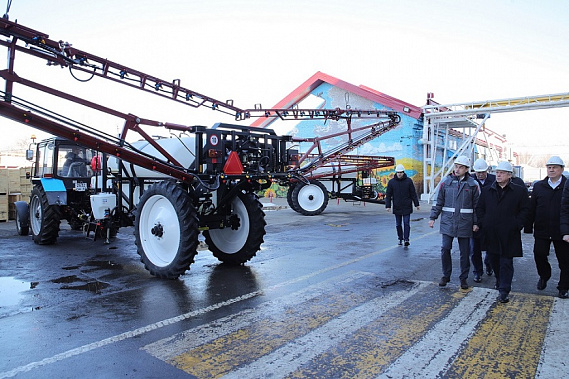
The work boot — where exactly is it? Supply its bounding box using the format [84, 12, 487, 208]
[498, 293, 510, 303]
[439, 277, 450, 287]
[537, 277, 548, 291]
[460, 279, 468, 289]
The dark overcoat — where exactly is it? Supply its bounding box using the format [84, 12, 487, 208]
[526, 175, 567, 240]
[476, 180, 530, 257]
[385, 173, 419, 215]
[561, 179, 569, 237]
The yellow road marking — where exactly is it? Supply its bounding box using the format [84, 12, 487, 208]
[285, 287, 468, 378]
[169, 277, 398, 377]
[446, 293, 554, 377]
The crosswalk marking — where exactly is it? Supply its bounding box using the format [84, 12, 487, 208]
[142, 275, 569, 378]
[445, 294, 553, 377]
[222, 282, 429, 379]
[142, 270, 376, 362]
[535, 297, 569, 377]
[379, 288, 496, 378]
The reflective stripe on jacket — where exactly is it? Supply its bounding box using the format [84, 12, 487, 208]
[430, 173, 480, 238]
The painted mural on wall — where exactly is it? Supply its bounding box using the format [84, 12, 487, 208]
[261, 83, 426, 198]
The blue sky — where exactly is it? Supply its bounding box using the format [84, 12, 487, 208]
[1, 0, 568, 157]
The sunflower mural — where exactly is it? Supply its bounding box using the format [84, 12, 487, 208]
[372, 157, 423, 199]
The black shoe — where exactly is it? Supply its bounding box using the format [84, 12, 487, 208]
[398, 240, 403, 246]
[559, 290, 569, 299]
[404, 241, 410, 246]
[439, 277, 450, 287]
[473, 273, 481, 283]
[460, 279, 468, 289]
[494, 281, 499, 290]
[498, 294, 509, 303]
[537, 277, 548, 291]
[486, 267, 493, 276]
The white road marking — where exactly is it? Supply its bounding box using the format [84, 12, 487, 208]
[535, 297, 569, 378]
[143, 270, 375, 360]
[221, 282, 429, 379]
[0, 233, 421, 378]
[378, 287, 496, 378]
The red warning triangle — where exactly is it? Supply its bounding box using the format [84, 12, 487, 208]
[223, 151, 244, 175]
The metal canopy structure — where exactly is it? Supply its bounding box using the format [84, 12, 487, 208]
[421, 92, 569, 202]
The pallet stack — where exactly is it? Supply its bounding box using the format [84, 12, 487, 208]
[0, 167, 32, 221]
[0, 170, 8, 221]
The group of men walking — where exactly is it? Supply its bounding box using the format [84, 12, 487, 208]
[386, 156, 569, 304]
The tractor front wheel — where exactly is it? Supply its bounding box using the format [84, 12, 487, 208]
[204, 192, 266, 265]
[29, 185, 61, 244]
[135, 181, 199, 279]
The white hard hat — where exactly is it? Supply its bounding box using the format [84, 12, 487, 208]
[473, 158, 489, 172]
[395, 164, 405, 172]
[546, 156, 564, 167]
[454, 155, 471, 168]
[495, 161, 513, 173]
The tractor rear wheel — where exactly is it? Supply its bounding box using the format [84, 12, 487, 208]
[16, 207, 29, 236]
[286, 183, 300, 212]
[291, 179, 329, 216]
[29, 185, 61, 244]
[204, 192, 266, 265]
[135, 181, 199, 279]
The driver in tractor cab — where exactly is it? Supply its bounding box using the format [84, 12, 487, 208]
[62, 147, 88, 177]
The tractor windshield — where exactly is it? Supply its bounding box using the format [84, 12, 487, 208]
[57, 145, 95, 178]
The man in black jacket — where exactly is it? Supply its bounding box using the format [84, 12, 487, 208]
[385, 164, 420, 246]
[526, 156, 569, 298]
[471, 158, 496, 282]
[476, 161, 529, 303]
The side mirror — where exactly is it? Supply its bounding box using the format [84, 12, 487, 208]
[25, 149, 34, 160]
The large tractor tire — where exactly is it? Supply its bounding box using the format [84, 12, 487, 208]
[291, 179, 329, 216]
[14, 201, 30, 236]
[204, 192, 266, 265]
[29, 185, 61, 244]
[286, 183, 301, 212]
[135, 181, 199, 279]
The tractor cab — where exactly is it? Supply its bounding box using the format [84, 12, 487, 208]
[30, 137, 97, 190]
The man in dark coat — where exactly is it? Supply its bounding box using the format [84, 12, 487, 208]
[561, 177, 569, 246]
[525, 156, 569, 298]
[471, 158, 496, 281]
[385, 164, 420, 246]
[429, 155, 480, 290]
[476, 161, 530, 303]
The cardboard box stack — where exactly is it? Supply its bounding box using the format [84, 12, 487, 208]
[0, 167, 32, 221]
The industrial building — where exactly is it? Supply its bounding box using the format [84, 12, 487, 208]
[252, 71, 513, 200]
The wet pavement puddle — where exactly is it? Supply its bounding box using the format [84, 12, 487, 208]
[0, 277, 31, 307]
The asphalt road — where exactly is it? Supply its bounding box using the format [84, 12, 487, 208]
[0, 197, 566, 378]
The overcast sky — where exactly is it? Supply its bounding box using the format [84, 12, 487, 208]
[1, 0, 568, 158]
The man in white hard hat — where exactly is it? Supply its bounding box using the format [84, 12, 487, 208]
[471, 158, 496, 282]
[429, 155, 480, 290]
[526, 156, 569, 298]
[385, 163, 420, 246]
[476, 161, 530, 303]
